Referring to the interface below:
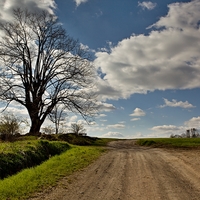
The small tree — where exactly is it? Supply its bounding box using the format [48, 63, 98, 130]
[42, 125, 54, 134]
[48, 104, 67, 134]
[70, 123, 86, 135]
[0, 113, 24, 141]
[0, 113, 20, 135]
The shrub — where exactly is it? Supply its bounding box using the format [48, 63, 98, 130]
[0, 113, 24, 141]
[58, 133, 97, 145]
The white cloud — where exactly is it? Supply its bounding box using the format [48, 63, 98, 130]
[0, 101, 29, 117]
[69, 115, 78, 122]
[130, 108, 146, 117]
[150, 125, 184, 137]
[94, 0, 200, 100]
[102, 132, 124, 138]
[107, 124, 125, 129]
[119, 121, 126, 124]
[131, 118, 141, 121]
[138, 1, 157, 10]
[80, 43, 95, 53]
[95, 77, 121, 100]
[96, 101, 116, 112]
[184, 117, 200, 128]
[151, 125, 181, 132]
[74, 0, 88, 7]
[160, 98, 195, 109]
[149, 1, 200, 30]
[0, 0, 56, 22]
[99, 114, 107, 117]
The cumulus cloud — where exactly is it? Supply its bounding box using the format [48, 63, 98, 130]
[96, 77, 121, 100]
[96, 101, 116, 112]
[0, 0, 56, 22]
[0, 105, 28, 118]
[184, 117, 200, 128]
[94, 0, 200, 100]
[149, 1, 200, 30]
[102, 132, 124, 138]
[150, 125, 184, 136]
[74, 0, 88, 7]
[151, 125, 181, 132]
[130, 108, 146, 117]
[160, 98, 195, 109]
[107, 124, 125, 129]
[138, 1, 157, 10]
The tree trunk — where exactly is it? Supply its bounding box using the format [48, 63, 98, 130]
[55, 125, 58, 134]
[28, 117, 43, 136]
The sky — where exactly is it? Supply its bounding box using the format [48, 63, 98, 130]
[0, 0, 200, 138]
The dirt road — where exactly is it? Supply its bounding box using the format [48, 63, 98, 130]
[30, 140, 200, 200]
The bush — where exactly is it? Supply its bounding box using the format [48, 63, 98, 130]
[39, 134, 58, 141]
[58, 133, 97, 145]
[0, 113, 24, 142]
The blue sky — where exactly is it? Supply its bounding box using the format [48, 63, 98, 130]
[0, 0, 200, 138]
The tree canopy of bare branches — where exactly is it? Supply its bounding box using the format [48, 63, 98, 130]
[70, 123, 86, 135]
[0, 9, 97, 135]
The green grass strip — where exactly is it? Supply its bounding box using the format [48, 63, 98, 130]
[0, 140, 38, 154]
[136, 138, 200, 148]
[0, 146, 106, 200]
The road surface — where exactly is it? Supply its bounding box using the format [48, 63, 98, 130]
[30, 140, 200, 200]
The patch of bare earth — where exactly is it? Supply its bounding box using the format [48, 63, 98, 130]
[29, 140, 200, 200]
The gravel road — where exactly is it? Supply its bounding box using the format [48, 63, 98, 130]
[30, 140, 200, 200]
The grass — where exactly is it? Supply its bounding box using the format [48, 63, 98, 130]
[136, 138, 200, 148]
[0, 145, 105, 200]
[57, 134, 119, 146]
[0, 136, 115, 199]
[0, 140, 70, 179]
[0, 139, 38, 153]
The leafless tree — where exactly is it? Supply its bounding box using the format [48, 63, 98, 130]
[70, 123, 86, 135]
[0, 9, 97, 135]
[48, 104, 67, 134]
[0, 113, 20, 135]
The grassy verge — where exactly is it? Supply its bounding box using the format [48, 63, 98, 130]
[136, 138, 200, 148]
[0, 140, 70, 179]
[0, 145, 105, 200]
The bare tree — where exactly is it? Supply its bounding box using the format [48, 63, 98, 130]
[42, 125, 54, 135]
[70, 123, 86, 135]
[0, 9, 97, 135]
[48, 104, 67, 134]
[0, 113, 20, 135]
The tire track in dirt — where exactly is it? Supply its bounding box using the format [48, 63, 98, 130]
[30, 140, 200, 200]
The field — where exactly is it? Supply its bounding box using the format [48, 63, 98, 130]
[136, 138, 200, 148]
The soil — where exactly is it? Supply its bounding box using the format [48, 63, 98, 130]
[29, 140, 200, 200]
